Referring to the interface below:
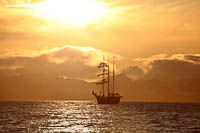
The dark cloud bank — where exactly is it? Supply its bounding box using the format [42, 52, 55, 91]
[0, 47, 200, 102]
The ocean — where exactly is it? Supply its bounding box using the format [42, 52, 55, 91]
[0, 101, 200, 133]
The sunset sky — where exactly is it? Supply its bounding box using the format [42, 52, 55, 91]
[0, 0, 200, 102]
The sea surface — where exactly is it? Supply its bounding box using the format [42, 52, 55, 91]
[0, 101, 200, 133]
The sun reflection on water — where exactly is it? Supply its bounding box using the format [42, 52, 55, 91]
[1, 101, 200, 132]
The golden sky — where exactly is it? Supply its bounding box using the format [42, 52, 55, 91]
[0, 0, 200, 102]
[0, 0, 200, 57]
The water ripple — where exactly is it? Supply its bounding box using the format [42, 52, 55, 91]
[0, 101, 200, 132]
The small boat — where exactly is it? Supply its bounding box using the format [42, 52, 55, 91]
[92, 57, 122, 104]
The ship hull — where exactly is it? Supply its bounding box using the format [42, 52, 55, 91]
[95, 95, 122, 104]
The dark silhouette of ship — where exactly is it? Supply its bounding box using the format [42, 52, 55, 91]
[92, 57, 122, 104]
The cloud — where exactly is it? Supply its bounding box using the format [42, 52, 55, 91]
[143, 54, 200, 101]
[0, 45, 121, 80]
[184, 54, 200, 63]
[0, 0, 44, 5]
[146, 55, 200, 80]
[133, 54, 169, 63]
[116, 54, 200, 102]
[0, 45, 122, 100]
[121, 65, 144, 79]
[130, 53, 200, 80]
[134, 54, 200, 67]
[136, 53, 200, 85]
[0, 52, 199, 102]
[46, 45, 122, 66]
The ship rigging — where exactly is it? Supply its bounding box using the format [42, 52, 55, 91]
[92, 57, 122, 104]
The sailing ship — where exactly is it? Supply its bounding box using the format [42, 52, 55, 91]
[92, 57, 122, 104]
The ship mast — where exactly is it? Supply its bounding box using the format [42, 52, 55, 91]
[96, 56, 110, 96]
[112, 56, 115, 95]
[102, 56, 105, 96]
[93, 55, 122, 104]
[107, 56, 110, 96]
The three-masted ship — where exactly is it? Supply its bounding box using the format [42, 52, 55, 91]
[92, 57, 122, 104]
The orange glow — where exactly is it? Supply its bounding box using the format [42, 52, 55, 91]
[34, 0, 108, 26]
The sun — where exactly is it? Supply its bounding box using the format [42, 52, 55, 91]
[35, 0, 108, 26]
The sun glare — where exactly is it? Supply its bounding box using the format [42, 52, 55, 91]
[35, 0, 108, 26]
